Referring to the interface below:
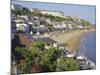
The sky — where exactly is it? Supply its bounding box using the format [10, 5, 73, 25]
[11, 0, 96, 24]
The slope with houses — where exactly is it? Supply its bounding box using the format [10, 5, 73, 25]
[11, 4, 92, 36]
[11, 4, 95, 74]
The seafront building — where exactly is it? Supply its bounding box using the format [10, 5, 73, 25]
[31, 8, 65, 18]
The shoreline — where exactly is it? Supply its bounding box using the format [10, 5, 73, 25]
[50, 27, 96, 54]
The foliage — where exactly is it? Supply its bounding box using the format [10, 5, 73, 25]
[13, 7, 31, 15]
[18, 59, 29, 74]
[80, 19, 91, 26]
[55, 56, 80, 71]
[37, 48, 62, 67]
[31, 12, 43, 17]
[32, 42, 45, 50]
[15, 47, 33, 73]
[15, 42, 80, 73]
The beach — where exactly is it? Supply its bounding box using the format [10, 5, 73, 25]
[50, 27, 96, 54]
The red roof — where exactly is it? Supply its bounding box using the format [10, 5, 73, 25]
[18, 34, 34, 48]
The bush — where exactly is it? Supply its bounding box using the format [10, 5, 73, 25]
[14, 42, 80, 73]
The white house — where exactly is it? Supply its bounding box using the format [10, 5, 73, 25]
[16, 25, 26, 32]
[76, 25, 83, 29]
[28, 21, 33, 25]
[39, 25, 45, 28]
[16, 23, 27, 28]
[15, 18, 25, 23]
[17, 15, 29, 20]
[67, 24, 73, 30]
[53, 24, 62, 29]
[16, 21, 27, 32]
[46, 18, 52, 24]
[61, 23, 66, 29]
[44, 33, 50, 37]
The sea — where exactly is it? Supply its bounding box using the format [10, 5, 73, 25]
[77, 32, 96, 63]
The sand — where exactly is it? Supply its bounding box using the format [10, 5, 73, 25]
[50, 28, 96, 54]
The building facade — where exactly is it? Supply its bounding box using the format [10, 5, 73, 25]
[31, 8, 64, 17]
[41, 10, 64, 17]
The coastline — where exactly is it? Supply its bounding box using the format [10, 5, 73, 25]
[50, 27, 96, 54]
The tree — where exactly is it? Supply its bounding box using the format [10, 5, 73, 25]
[80, 19, 91, 26]
[15, 47, 33, 73]
[14, 42, 80, 73]
[66, 58, 80, 71]
[32, 12, 42, 17]
[18, 59, 29, 74]
[34, 47, 63, 71]
[55, 56, 80, 71]
[14, 7, 30, 15]
[32, 42, 45, 50]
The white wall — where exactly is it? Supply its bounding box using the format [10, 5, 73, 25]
[41, 10, 64, 17]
